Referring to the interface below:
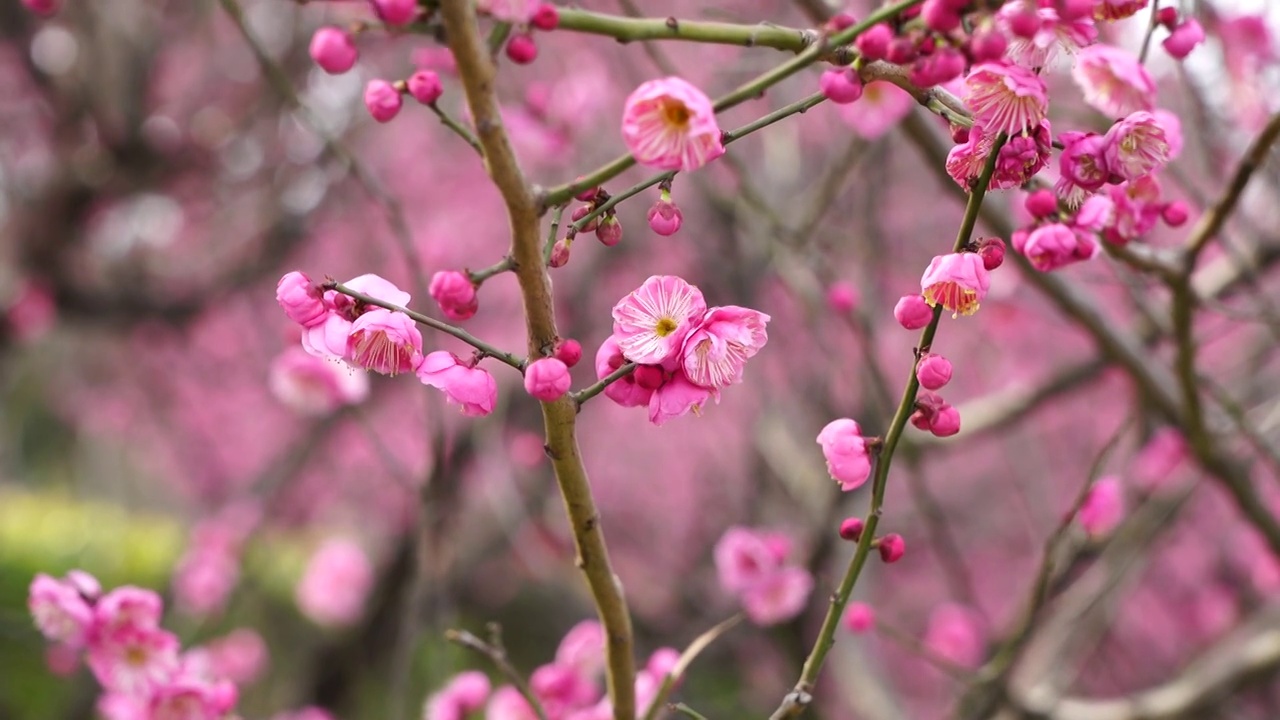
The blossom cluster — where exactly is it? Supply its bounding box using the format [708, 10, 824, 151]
[424, 621, 679, 720]
[595, 276, 769, 425]
[28, 571, 242, 720]
[713, 527, 814, 626]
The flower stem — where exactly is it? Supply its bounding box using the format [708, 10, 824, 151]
[571, 363, 637, 407]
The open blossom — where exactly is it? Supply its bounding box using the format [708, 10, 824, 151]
[838, 81, 913, 140]
[1103, 175, 1164, 244]
[298, 273, 411, 361]
[1103, 111, 1170, 181]
[1072, 45, 1156, 118]
[1013, 223, 1098, 271]
[923, 603, 986, 668]
[269, 347, 369, 416]
[714, 527, 812, 626]
[921, 253, 990, 317]
[991, 120, 1052, 190]
[741, 567, 814, 626]
[96, 586, 164, 632]
[556, 621, 605, 678]
[29, 573, 95, 647]
[946, 124, 995, 189]
[611, 276, 707, 366]
[1058, 132, 1110, 193]
[817, 418, 872, 491]
[425, 671, 491, 720]
[416, 351, 498, 416]
[647, 369, 712, 426]
[347, 308, 423, 376]
[964, 62, 1048, 136]
[1079, 476, 1125, 536]
[88, 625, 182, 695]
[296, 539, 373, 627]
[621, 78, 725, 172]
[999, 0, 1097, 68]
[714, 526, 787, 594]
[680, 306, 770, 390]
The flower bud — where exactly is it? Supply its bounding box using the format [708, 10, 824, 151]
[428, 270, 478, 322]
[1024, 189, 1059, 219]
[1163, 19, 1204, 60]
[820, 69, 863, 105]
[506, 33, 538, 65]
[310, 27, 358, 75]
[554, 338, 583, 368]
[886, 37, 918, 65]
[968, 29, 1007, 63]
[894, 294, 933, 330]
[570, 204, 599, 233]
[878, 534, 905, 563]
[1156, 6, 1179, 28]
[978, 236, 1006, 271]
[922, 0, 961, 33]
[373, 0, 417, 26]
[839, 517, 864, 542]
[531, 3, 560, 30]
[277, 272, 328, 327]
[916, 354, 953, 391]
[549, 239, 571, 268]
[406, 70, 443, 105]
[826, 281, 859, 314]
[364, 79, 403, 123]
[950, 124, 970, 144]
[1008, 9, 1040, 39]
[843, 602, 875, 633]
[1161, 201, 1189, 227]
[647, 196, 684, 236]
[633, 365, 665, 390]
[929, 404, 961, 437]
[597, 215, 623, 247]
[524, 358, 572, 402]
[855, 24, 893, 62]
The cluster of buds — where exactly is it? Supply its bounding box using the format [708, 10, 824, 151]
[552, 185, 622, 267]
[837, 518, 906, 564]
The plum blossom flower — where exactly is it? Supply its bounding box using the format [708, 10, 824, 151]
[277, 272, 328, 327]
[916, 354, 953, 390]
[556, 621, 605, 678]
[621, 78, 725, 172]
[999, 0, 1097, 68]
[1078, 476, 1125, 536]
[295, 539, 373, 627]
[348, 308, 423, 376]
[425, 671, 492, 720]
[741, 567, 814, 626]
[269, 348, 369, 416]
[680, 306, 770, 390]
[991, 120, 1052, 190]
[1131, 427, 1188, 491]
[1163, 18, 1205, 60]
[839, 81, 914, 139]
[416, 351, 498, 416]
[647, 370, 712, 426]
[1058, 132, 1110, 193]
[298, 274, 411, 361]
[817, 419, 872, 491]
[1103, 111, 1171, 181]
[964, 62, 1048, 136]
[920, 253, 990, 317]
[714, 527, 813, 626]
[611, 276, 707, 366]
[525, 357, 572, 402]
[946, 125, 995, 189]
[95, 586, 164, 633]
[88, 625, 182, 695]
[1072, 45, 1156, 118]
[429, 270, 478, 322]
[309, 28, 358, 75]
[714, 526, 786, 594]
[1012, 223, 1099, 271]
[28, 573, 95, 648]
[1102, 175, 1164, 244]
[204, 629, 269, 685]
[594, 337, 653, 408]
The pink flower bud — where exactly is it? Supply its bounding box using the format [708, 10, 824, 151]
[911, 390, 946, 430]
[506, 33, 538, 64]
[1163, 19, 1205, 60]
[878, 534, 905, 563]
[886, 37, 918, 65]
[839, 517, 864, 541]
[826, 281, 859, 314]
[647, 196, 683, 236]
[531, 3, 560, 30]
[277, 272, 328, 327]
[922, 0, 961, 33]
[855, 23, 893, 62]
[22, 0, 60, 16]
[571, 204, 599, 233]
[373, 0, 417, 26]
[574, 184, 600, 202]
[1025, 189, 1059, 218]
[894, 294, 933, 330]
[950, 124, 970, 144]
[820, 69, 863, 104]
[554, 338, 582, 368]
[818, 418, 872, 491]
[978, 236, 1006, 271]
[843, 602, 875, 633]
[1057, 0, 1095, 22]
[310, 28, 358, 75]
[524, 357, 572, 402]
[1156, 6, 1179, 28]
[929, 404, 961, 437]
[429, 270, 478, 322]
[633, 365, 665, 391]
[916, 354, 953, 390]
[597, 215, 623, 247]
[364, 79, 402, 123]
[549, 239, 571, 268]
[1162, 200, 1189, 227]
[1007, 9, 1040, 39]
[969, 29, 1007, 63]
[406, 70, 443, 105]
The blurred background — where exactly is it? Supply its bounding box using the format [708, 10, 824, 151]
[4, 0, 1280, 718]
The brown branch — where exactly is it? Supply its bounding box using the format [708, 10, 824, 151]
[446, 627, 549, 720]
[437, 3, 637, 720]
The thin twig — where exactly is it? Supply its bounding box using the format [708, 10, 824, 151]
[641, 614, 744, 720]
[445, 628, 550, 720]
[572, 363, 637, 408]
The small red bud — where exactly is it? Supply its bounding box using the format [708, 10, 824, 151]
[554, 339, 583, 368]
[878, 534, 906, 563]
[531, 3, 560, 31]
[570, 205, 600, 233]
[839, 517, 865, 542]
[825, 12, 857, 33]
[978, 237, 1006, 271]
[549, 239, 571, 268]
[1156, 6, 1179, 29]
[1162, 201, 1189, 227]
[596, 215, 623, 247]
[633, 365, 665, 390]
[505, 33, 538, 65]
[1024, 189, 1059, 219]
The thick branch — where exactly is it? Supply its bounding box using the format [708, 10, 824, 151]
[438, 3, 637, 719]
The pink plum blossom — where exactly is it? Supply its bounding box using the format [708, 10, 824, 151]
[923, 603, 985, 668]
[621, 78, 725, 172]
[295, 539, 373, 627]
[486, 685, 540, 720]
[269, 348, 369, 416]
[347, 308, 423, 376]
[1103, 175, 1164, 244]
[680, 306, 770, 390]
[647, 369, 712, 426]
[1131, 427, 1188, 491]
[1103, 111, 1171, 181]
[276, 272, 327, 327]
[1012, 223, 1098, 272]
[556, 620, 605, 678]
[714, 526, 784, 594]
[1079, 476, 1125, 536]
[1072, 45, 1156, 118]
[879, 533, 906, 563]
[647, 192, 683, 236]
[991, 121, 1052, 190]
[611, 276, 707, 366]
[425, 671, 492, 720]
[839, 81, 913, 140]
[87, 625, 181, 695]
[28, 573, 95, 648]
[416, 351, 498, 416]
[205, 628, 268, 685]
[740, 567, 814, 626]
[998, 0, 1097, 68]
[95, 586, 164, 633]
[1058, 132, 1110, 193]
[963, 62, 1048, 136]
[525, 357, 572, 402]
[819, 69, 863, 104]
[817, 418, 872, 491]
[594, 337, 653, 408]
[1163, 19, 1205, 60]
[429, 270, 478, 322]
[920, 253, 990, 317]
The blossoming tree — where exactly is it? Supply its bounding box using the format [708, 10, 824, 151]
[7, 0, 1280, 718]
